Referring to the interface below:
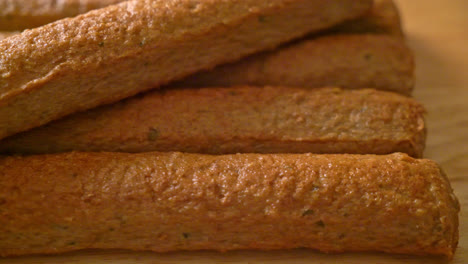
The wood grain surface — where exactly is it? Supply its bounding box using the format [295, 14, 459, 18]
[1, 0, 467, 263]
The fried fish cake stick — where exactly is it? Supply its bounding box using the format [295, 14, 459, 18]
[170, 0, 410, 93]
[0, 87, 426, 157]
[0, 0, 372, 140]
[0, 1, 410, 94]
[172, 34, 414, 95]
[0, 0, 409, 94]
[0, 152, 459, 257]
[0, 0, 401, 34]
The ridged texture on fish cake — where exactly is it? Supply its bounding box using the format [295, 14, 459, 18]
[0, 152, 459, 257]
[0, 0, 410, 94]
[0, 0, 373, 140]
[0, 87, 426, 157]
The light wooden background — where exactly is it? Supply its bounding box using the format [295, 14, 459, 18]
[1, 0, 467, 263]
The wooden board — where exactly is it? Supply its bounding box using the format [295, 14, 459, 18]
[1, 0, 467, 263]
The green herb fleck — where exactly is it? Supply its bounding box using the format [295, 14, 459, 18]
[182, 232, 190, 239]
[52, 224, 69, 230]
[148, 128, 159, 141]
[98, 42, 104, 47]
[258, 16, 267, 23]
[302, 209, 314, 216]
[116, 214, 127, 225]
[316, 220, 325, 227]
[364, 53, 372, 60]
[139, 40, 146, 47]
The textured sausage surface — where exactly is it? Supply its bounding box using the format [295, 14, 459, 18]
[0, 87, 426, 157]
[0, 0, 372, 140]
[0, 0, 411, 94]
[0, 152, 459, 257]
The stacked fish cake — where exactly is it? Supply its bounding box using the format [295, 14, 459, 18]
[0, 0, 459, 259]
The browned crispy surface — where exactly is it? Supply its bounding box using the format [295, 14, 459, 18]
[0, 0, 372, 140]
[0, 152, 459, 257]
[0, 0, 124, 31]
[0, 87, 426, 157]
[0, 0, 410, 94]
[172, 34, 414, 95]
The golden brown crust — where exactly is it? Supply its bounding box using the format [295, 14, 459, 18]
[0, 152, 459, 257]
[0, 87, 426, 157]
[0, 0, 125, 31]
[0, 0, 372, 140]
[172, 34, 414, 95]
[0, 0, 409, 94]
